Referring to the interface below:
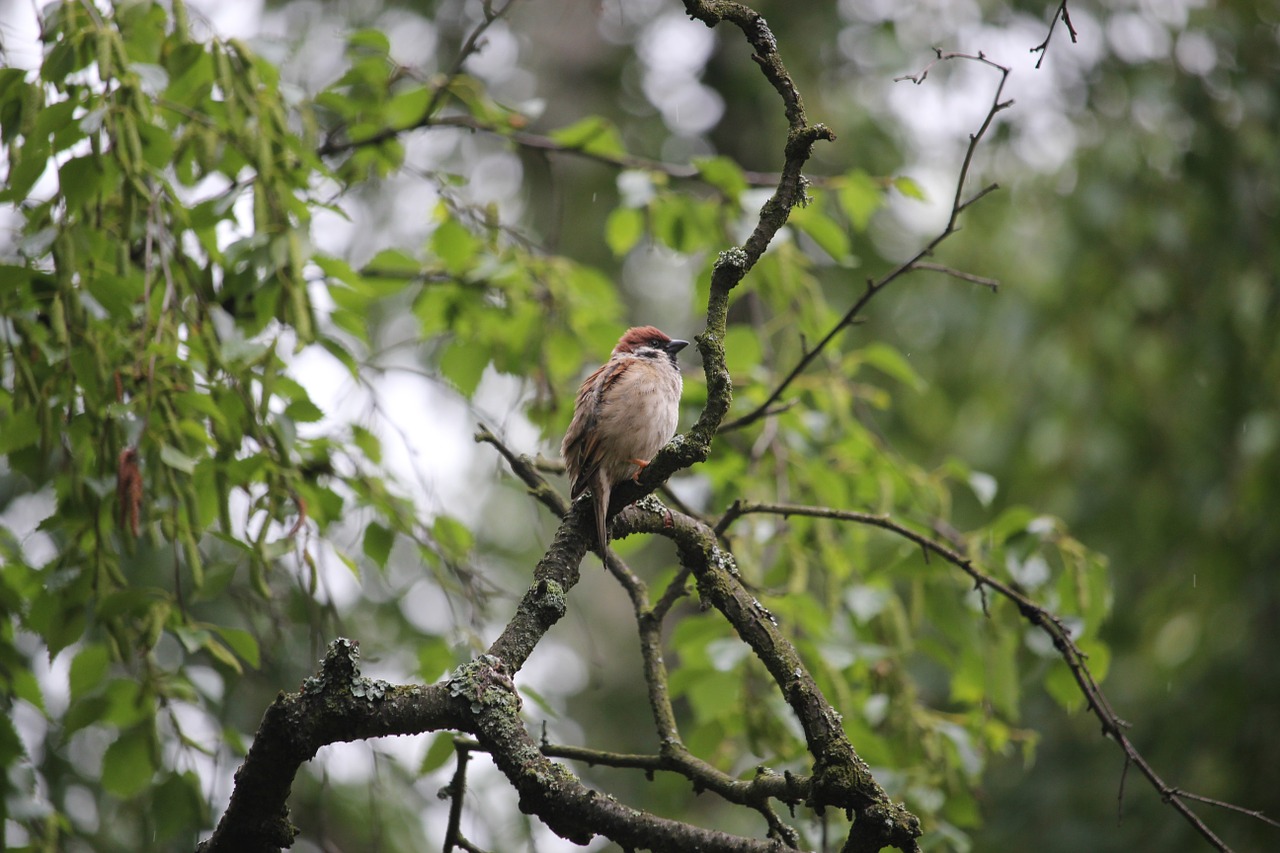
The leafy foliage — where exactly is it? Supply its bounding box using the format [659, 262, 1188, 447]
[0, 1, 1268, 852]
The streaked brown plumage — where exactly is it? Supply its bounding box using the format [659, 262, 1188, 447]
[561, 326, 688, 549]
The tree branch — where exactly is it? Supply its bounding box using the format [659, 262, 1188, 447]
[198, 639, 466, 853]
[722, 51, 1010, 434]
[200, 639, 808, 853]
[715, 500, 1244, 852]
[422, 114, 786, 187]
[1030, 1, 1078, 69]
[616, 500, 922, 853]
[318, 0, 525, 156]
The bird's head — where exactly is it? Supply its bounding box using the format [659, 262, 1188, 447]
[613, 326, 689, 364]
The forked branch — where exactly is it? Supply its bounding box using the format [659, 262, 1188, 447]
[722, 51, 1011, 433]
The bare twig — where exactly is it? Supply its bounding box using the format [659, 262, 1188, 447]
[1168, 790, 1280, 830]
[419, 114, 784, 186]
[908, 261, 1000, 290]
[474, 425, 568, 517]
[722, 51, 1011, 434]
[441, 743, 488, 853]
[1030, 1, 1078, 69]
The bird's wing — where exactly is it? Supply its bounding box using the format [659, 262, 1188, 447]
[561, 358, 629, 499]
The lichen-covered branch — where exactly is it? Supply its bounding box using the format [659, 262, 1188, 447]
[615, 502, 922, 853]
[198, 640, 465, 853]
[201, 639, 804, 853]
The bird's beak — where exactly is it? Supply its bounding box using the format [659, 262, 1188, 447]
[666, 339, 690, 355]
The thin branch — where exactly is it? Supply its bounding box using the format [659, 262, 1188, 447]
[603, 548, 648, 611]
[1030, 1, 1078, 69]
[455, 736, 663, 772]
[716, 501, 1245, 852]
[722, 52, 1011, 434]
[422, 114, 784, 186]
[319, 0, 525, 156]
[474, 425, 568, 517]
[441, 744, 488, 853]
[651, 565, 694, 622]
[901, 261, 999, 290]
[454, 732, 807, 842]
[1167, 790, 1280, 830]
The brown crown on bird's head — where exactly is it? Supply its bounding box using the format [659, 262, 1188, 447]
[613, 326, 689, 361]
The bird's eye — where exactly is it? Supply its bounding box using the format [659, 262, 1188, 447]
[650, 338, 663, 347]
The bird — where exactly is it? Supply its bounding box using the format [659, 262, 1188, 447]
[561, 325, 688, 549]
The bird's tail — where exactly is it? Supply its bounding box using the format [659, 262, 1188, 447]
[593, 477, 611, 551]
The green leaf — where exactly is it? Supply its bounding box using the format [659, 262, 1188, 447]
[790, 205, 852, 265]
[693, 155, 748, 201]
[1044, 658, 1084, 712]
[160, 443, 199, 473]
[604, 206, 644, 256]
[385, 84, 432, 128]
[137, 119, 176, 170]
[548, 115, 625, 157]
[153, 772, 207, 842]
[1077, 637, 1110, 682]
[102, 725, 156, 798]
[364, 247, 422, 277]
[40, 98, 83, 153]
[417, 635, 454, 683]
[351, 424, 382, 463]
[348, 28, 391, 55]
[987, 629, 1021, 720]
[0, 713, 25, 767]
[202, 635, 243, 674]
[684, 669, 741, 723]
[988, 506, 1037, 544]
[363, 522, 394, 569]
[431, 218, 479, 277]
[893, 175, 927, 200]
[438, 340, 488, 397]
[859, 342, 926, 392]
[163, 44, 214, 106]
[420, 732, 457, 775]
[3, 138, 51, 203]
[723, 324, 763, 378]
[89, 271, 144, 319]
[69, 644, 111, 702]
[432, 515, 473, 562]
[212, 626, 261, 669]
[27, 587, 87, 659]
[836, 169, 884, 232]
[0, 408, 40, 453]
[284, 396, 325, 424]
[10, 667, 44, 713]
[101, 678, 152, 728]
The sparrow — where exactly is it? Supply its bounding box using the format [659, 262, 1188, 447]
[561, 326, 688, 549]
